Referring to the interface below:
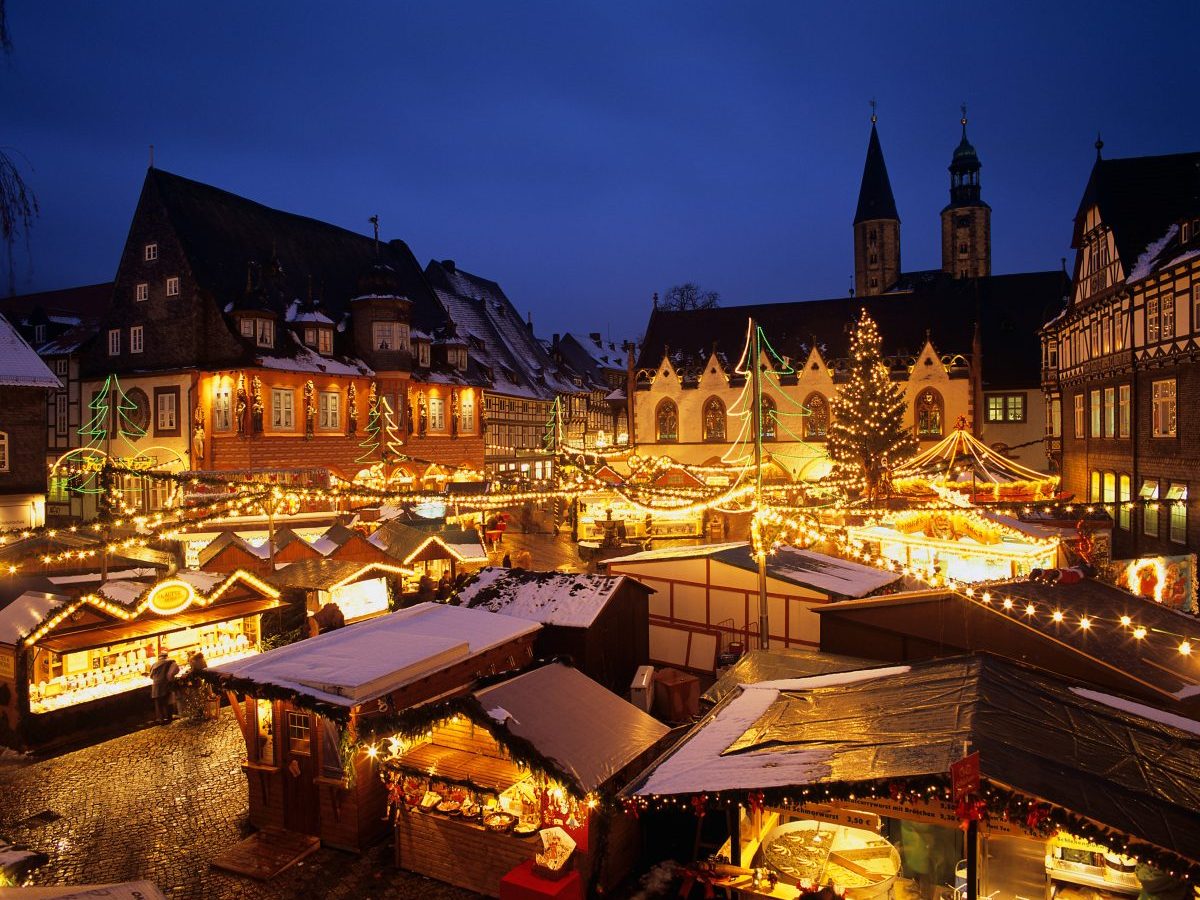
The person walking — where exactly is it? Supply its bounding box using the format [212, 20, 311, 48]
[149, 651, 180, 724]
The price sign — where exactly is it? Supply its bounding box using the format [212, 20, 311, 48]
[951, 751, 981, 801]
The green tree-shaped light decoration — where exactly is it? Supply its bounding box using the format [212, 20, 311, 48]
[380, 396, 404, 461]
[542, 396, 564, 453]
[827, 308, 916, 501]
[357, 390, 405, 465]
[68, 375, 147, 494]
[356, 387, 383, 464]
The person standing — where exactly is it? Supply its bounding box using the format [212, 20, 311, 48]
[149, 651, 180, 724]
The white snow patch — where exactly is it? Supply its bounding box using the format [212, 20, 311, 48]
[1071, 686, 1200, 736]
[487, 706, 514, 724]
[751, 665, 911, 692]
[1128, 224, 1178, 282]
[457, 567, 625, 628]
[0, 315, 61, 387]
[0, 592, 69, 644]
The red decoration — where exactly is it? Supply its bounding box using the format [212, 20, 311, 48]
[690, 793, 708, 820]
[955, 796, 987, 831]
[748, 790, 765, 815]
[1025, 803, 1051, 832]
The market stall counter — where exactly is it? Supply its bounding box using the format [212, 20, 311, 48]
[0, 568, 283, 749]
[376, 663, 671, 898]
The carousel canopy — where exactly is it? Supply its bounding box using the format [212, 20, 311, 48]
[891, 424, 1059, 499]
[627, 654, 1200, 872]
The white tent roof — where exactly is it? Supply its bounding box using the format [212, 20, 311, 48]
[213, 602, 540, 707]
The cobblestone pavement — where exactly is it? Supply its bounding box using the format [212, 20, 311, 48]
[0, 715, 483, 899]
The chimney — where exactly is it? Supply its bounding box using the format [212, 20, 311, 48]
[552, 333, 560, 348]
[441, 259, 456, 273]
[589, 332, 601, 345]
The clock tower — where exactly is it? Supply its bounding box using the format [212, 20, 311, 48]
[940, 108, 991, 279]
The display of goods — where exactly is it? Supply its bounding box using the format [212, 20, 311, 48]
[534, 826, 576, 880]
[436, 800, 462, 815]
[460, 801, 480, 819]
[483, 812, 517, 833]
[513, 822, 539, 837]
[759, 821, 899, 900]
[418, 791, 442, 811]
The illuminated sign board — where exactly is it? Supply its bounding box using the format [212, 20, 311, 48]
[146, 580, 196, 616]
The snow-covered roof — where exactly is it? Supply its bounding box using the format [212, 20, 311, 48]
[1071, 687, 1200, 733]
[608, 542, 899, 599]
[0, 314, 61, 388]
[211, 602, 540, 707]
[634, 667, 910, 795]
[457, 567, 637, 628]
[259, 332, 373, 377]
[285, 300, 335, 325]
[0, 591, 70, 645]
[1127, 224, 1179, 283]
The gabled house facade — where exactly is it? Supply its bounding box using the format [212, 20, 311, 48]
[1041, 149, 1200, 556]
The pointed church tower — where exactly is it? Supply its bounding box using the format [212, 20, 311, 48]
[853, 111, 901, 297]
[940, 106, 991, 278]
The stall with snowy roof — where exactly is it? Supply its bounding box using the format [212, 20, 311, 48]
[264, 558, 413, 629]
[455, 567, 653, 694]
[622, 654, 1200, 899]
[375, 661, 670, 897]
[605, 543, 902, 672]
[0, 567, 282, 748]
[198, 602, 540, 852]
[369, 521, 488, 586]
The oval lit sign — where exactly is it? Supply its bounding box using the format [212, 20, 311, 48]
[147, 580, 196, 616]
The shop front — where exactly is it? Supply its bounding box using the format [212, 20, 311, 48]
[624, 654, 1200, 900]
[0, 569, 283, 748]
[373, 663, 670, 898]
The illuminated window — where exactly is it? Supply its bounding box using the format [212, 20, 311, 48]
[213, 387, 232, 431]
[985, 393, 1025, 423]
[760, 395, 777, 441]
[1103, 472, 1115, 508]
[135, 283, 148, 302]
[1103, 387, 1115, 438]
[656, 400, 678, 442]
[318, 328, 332, 355]
[1118, 474, 1130, 530]
[1168, 483, 1188, 543]
[166, 276, 179, 297]
[1118, 384, 1130, 438]
[1162, 296, 1175, 339]
[1141, 480, 1160, 537]
[1148, 297, 1159, 343]
[1152, 379, 1176, 437]
[318, 391, 340, 430]
[915, 389, 943, 438]
[702, 396, 726, 442]
[0, 432, 7, 472]
[1089, 389, 1101, 437]
[239, 318, 254, 338]
[803, 392, 828, 439]
[429, 396, 446, 431]
[155, 389, 177, 433]
[1090, 470, 1100, 502]
[287, 711, 311, 754]
[256, 318, 274, 348]
[459, 392, 476, 434]
[1073, 393, 1084, 438]
[271, 388, 294, 430]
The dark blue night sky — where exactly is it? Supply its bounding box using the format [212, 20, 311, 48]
[3, 2, 1198, 339]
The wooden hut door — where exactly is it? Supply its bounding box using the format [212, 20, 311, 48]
[282, 709, 320, 836]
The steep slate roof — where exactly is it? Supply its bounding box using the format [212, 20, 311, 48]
[554, 332, 626, 385]
[0, 315, 61, 388]
[853, 123, 899, 224]
[1074, 152, 1200, 268]
[426, 260, 588, 399]
[145, 168, 449, 345]
[636, 270, 1068, 391]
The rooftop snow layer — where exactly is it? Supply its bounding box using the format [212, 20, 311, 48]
[0, 315, 61, 388]
[457, 567, 629, 628]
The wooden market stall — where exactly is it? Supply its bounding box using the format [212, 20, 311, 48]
[0, 568, 283, 748]
[605, 542, 901, 671]
[369, 521, 489, 584]
[454, 567, 653, 694]
[264, 559, 414, 628]
[199, 603, 541, 852]
[623, 654, 1200, 899]
[377, 662, 671, 897]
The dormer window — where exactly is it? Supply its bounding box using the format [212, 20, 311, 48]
[240, 318, 254, 338]
[304, 327, 317, 347]
[418, 342, 430, 367]
[305, 326, 333, 355]
[256, 318, 274, 348]
[144, 243, 158, 261]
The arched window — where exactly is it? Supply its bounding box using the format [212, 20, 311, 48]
[702, 396, 726, 442]
[916, 388, 944, 438]
[0, 431, 8, 472]
[656, 400, 678, 442]
[803, 393, 829, 440]
[760, 395, 776, 441]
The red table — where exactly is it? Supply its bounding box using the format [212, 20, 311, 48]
[499, 860, 583, 900]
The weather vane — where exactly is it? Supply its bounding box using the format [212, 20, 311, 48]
[870, 99, 877, 124]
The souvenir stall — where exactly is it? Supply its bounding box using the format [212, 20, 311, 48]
[369, 522, 489, 588]
[846, 507, 1060, 584]
[198, 603, 541, 853]
[890, 421, 1063, 504]
[622, 655, 1200, 900]
[375, 663, 670, 898]
[0, 568, 283, 748]
[265, 559, 413, 627]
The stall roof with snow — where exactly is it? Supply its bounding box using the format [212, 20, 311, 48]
[209, 602, 540, 708]
[456, 567, 650, 629]
[370, 522, 488, 566]
[625, 653, 1200, 876]
[814, 578, 1200, 713]
[701, 647, 878, 709]
[608, 542, 900, 599]
[265, 558, 412, 592]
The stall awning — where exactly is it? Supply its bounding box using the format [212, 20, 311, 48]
[395, 742, 525, 793]
[36, 596, 286, 655]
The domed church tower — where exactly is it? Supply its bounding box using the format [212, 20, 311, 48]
[853, 109, 901, 297]
[941, 106, 991, 278]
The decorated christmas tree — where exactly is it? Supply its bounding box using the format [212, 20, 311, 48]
[827, 308, 916, 500]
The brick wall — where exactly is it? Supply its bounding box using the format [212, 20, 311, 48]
[0, 387, 52, 493]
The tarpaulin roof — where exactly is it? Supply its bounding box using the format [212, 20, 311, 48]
[475, 663, 669, 794]
[702, 648, 877, 709]
[629, 654, 1200, 870]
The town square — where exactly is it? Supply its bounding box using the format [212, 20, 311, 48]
[0, 3, 1198, 899]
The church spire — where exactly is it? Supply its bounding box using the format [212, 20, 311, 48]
[853, 118, 900, 225]
[941, 105, 991, 279]
[853, 108, 901, 297]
